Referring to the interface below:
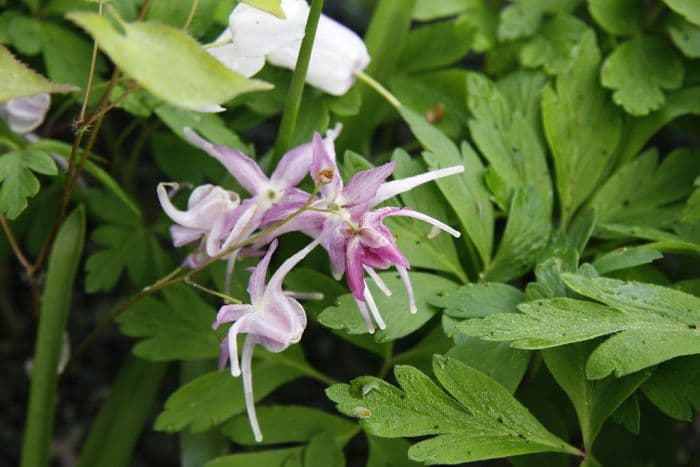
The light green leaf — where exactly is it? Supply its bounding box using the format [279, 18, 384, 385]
[0, 44, 75, 102]
[542, 31, 622, 225]
[413, 0, 474, 21]
[662, 0, 700, 26]
[590, 148, 700, 236]
[591, 247, 662, 274]
[318, 272, 457, 342]
[326, 356, 581, 464]
[430, 282, 525, 318]
[601, 36, 684, 116]
[206, 447, 303, 467]
[155, 104, 248, 150]
[543, 342, 650, 450]
[399, 106, 494, 264]
[498, 3, 543, 41]
[367, 436, 420, 467]
[485, 188, 551, 282]
[399, 17, 474, 73]
[117, 285, 221, 361]
[67, 12, 271, 111]
[41, 23, 106, 90]
[155, 356, 302, 433]
[0, 148, 57, 219]
[520, 14, 588, 75]
[221, 405, 356, 446]
[611, 393, 640, 434]
[241, 0, 285, 18]
[668, 15, 700, 58]
[588, 0, 642, 35]
[641, 355, 700, 421]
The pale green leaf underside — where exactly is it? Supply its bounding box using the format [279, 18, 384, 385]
[67, 13, 271, 111]
[326, 356, 579, 464]
[0, 44, 75, 102]
[430, 281, 525, 318]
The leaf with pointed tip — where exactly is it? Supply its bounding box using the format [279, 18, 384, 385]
[430, 282, 525, 319]
[642, 355, 700, 421]
[327, 356, 580, 464]
[0, 44, 75, 101]
[591, 247, 662, 274]
[0, 148, 57, 219]
[66, 13, 271, 112]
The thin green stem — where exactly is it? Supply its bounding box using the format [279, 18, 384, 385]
[272, 0, 325, 162]
[183, 0, 200, 30]
[184, 277, 242, 304]
[353, 70, 400, 109]
[78, 0, 104, 124]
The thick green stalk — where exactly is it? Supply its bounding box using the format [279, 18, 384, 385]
[77, 357, 168, 467]
[272, 0, 325, 161]
[21, 206, 86, 467]
[338, 0, 416, 154]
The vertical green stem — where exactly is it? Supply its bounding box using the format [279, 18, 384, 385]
[272, 0, 325, 162]
[21, 207, 86, 467]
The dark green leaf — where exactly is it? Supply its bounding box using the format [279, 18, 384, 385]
[304, 432, 345, 467]
[430, 282, 525, 319]
[0, 148, 57, 219]
[588, 0, 642, 35]
[206, 447, 303, 467]
[591, 247, 663, 274]
[662, 0, 700, 26]
[642, 355, 700, 421]
[399, 17, 474, 73]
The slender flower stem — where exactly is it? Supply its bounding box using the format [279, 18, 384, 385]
[353, 70, 401, 109]
[78, 0, 104, 124]
[184, 277, 242, 304]
[183, 0, 200, 30]
[272, 0, 325, 162]
[0, 214, 32, 272]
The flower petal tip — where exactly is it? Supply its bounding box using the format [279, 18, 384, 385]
[410, 305, 418, 314]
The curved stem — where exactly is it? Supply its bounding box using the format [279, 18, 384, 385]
[353, 70, 401, 109]
[183, 0, 200, 30]
[272, 0, 325, 162]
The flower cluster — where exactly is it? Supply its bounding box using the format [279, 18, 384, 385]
[158, 128, 463, 441]
[209, 0, 370, 96]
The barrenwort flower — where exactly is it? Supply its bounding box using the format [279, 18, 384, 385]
[0, 93, 50, 134]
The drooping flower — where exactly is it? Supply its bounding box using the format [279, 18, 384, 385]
[212, 0, 370, 96]
[212, 238, 319, 442]
[261, 132, 464, 332]
[0, 93, 50, 134]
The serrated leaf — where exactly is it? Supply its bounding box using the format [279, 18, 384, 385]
[318, 272, 457, 342]
[222, 405, 355, 446]
[497, 0, 581, 41]
[601, 36, 684, 116]
[542, 31, 622, 225]
[67, 12, 271, 112]
[399, 106, 494, 265]
[84, 224, 150, 292]
[205, 447, 303, 467]
[641, 355, 700, 421]
[0, 44, 75, 102]
[591, 247, 662, 274]
[155, 355, 303, 433]
[0, 148, 57, 219]
[668, 15, 700, 58]
[588, 0, 642, 35]
[327, 356, 580, 464]
[520, 14, 588, 75]
[117, 285, 222, 361]
[662, 0, 700, 26]
[543, 342, 650, 450]
[485, 188, 551, 281]
[430, 282, 525, 318]
[591, 148, 700, 237]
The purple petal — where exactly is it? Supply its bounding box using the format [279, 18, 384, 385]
[373, 165, 465, 205]
[321, 220, 348, 280]
[267, 236, 322, 293]
[218, 337, 230, 371]
[270, 143, 314, 189]
[364, 265, 392, 296]
[379, 207, 461, 238]
[0, 93, 50, 134]
[248, 240, 278, 303]
[359, 227, 390, 249]
[345, 235, 365, 300]
[310, 132, 342, 198]
[240, 335, 263, 442]
[184, 128, 268, 195]
[213, 304, 254, 329]
[170, 225, 202, 247]
[341, 162, 396, 208]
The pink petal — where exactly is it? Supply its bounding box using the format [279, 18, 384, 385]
[345, 235, 365, 300]
[373, 165, 464, 205]
[240, 335, 263, 442]
[248, 240, 278, 303]
[270, 143, 314, 189]
[310, 132, 342, 198]
[364, 265, 391, 296]
[267, 236, 322, 293]
[184, 128, 268, 195]
[341, 162, 396, 208]
[381, 207, 461, 238]
[213, 304, 254, 330]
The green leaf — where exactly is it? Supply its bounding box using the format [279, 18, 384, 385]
[601, 36, 684, 116]
[399, 106, 494, 264]
[146, 0, 220, 38]
[77, 357, 168, 467]
[241, 0, 285, 18]
[206, 447, 303, 467]
[498, 2, 543, 41]
[591, 247, 663, 274]
[641, 355, 700, 421]
[326, 356, 580, 464]
[611, 393, 640, 434]
[84, 224, 150, 292]
[588, 0, 642, 35]
[413, 0, 474, 21]
[0, 44, 75, 102]
[41, 23, 106, 90]
[117, 285, 221, 361]
[367, 436, 420, 467]
[541, 31, 622, 225]
[520, 14, 588, 75]
[399, 17, 474, 73]
[485, 188, 551, 282]
[304, 432, 345, 467]
[668, 15, 700, 58]
[67, 12, 271, 111]
[21, 207, 85, 467]
[543, 342, 650, 450]
[7, 15, 41, 55]
[0, 148, 57, 219]
[591, 148, 700, 236]
[222, 405, 355, 446]
[155, 355, 302, 433]
[318, 272, 457, 342]
[662, 0, 700, 26]
[430, 282, 525, 318]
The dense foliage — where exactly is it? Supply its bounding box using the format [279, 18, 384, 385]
[2, 0, 700, 466]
